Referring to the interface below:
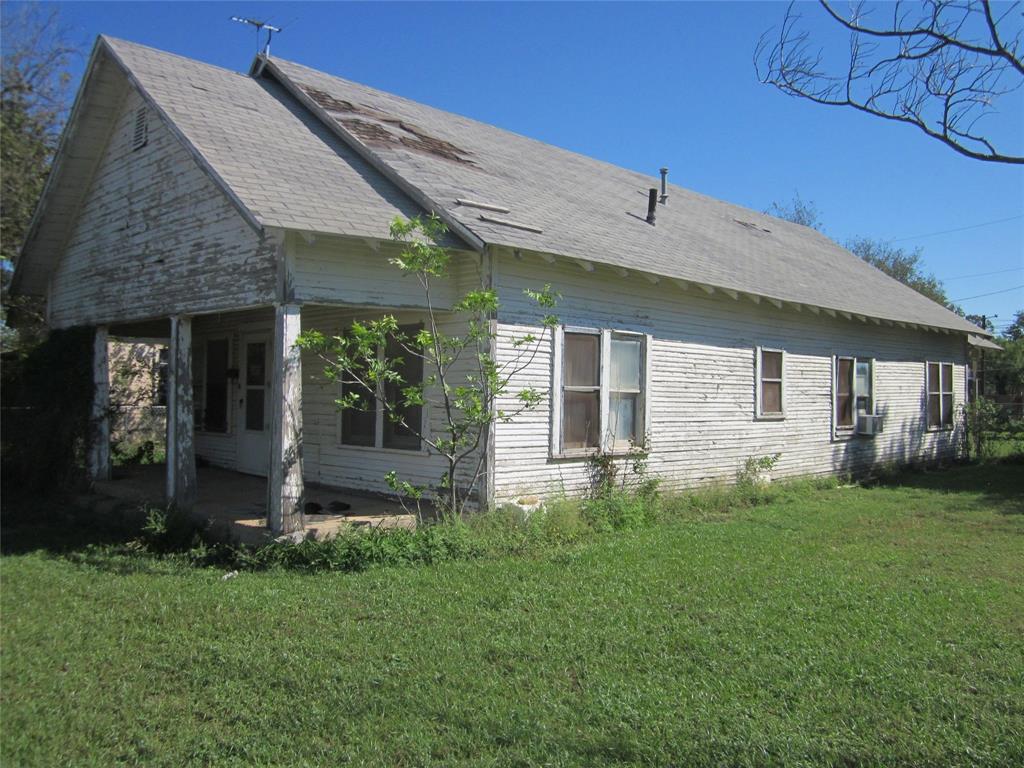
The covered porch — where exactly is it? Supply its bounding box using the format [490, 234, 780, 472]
[94, 464, 414, 545]
[88, 300, 448, 538]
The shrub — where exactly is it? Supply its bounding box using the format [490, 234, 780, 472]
[1, 327, 94, 508]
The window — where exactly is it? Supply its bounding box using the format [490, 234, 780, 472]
[835, 356, 873, 431]
[203, 339, 229, 433]
[609, 334, 643, 448]
[562, 332, 601, 450]
[339, 323, 424, 451]
[554, 328, 649, 455]
[756, 347, 784, 418]
[383, 330, 424, 450]
[193, 339, 230, 432]
[927, 362, 954, 429]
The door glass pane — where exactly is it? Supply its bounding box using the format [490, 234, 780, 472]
[609, 393, 637, 444]
[564, 333, 599, 387]
[610, 337, 641, 391]
[761, 381, 782, 414]
[245, 388, 264, 432]
[563, 390, 599, 449]
[941, 363, 952, 392]
[246, 342, 266, 386]
[927, 363, 939, 392]
[761, 350, 782, 381]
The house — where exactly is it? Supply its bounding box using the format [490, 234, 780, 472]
[12, 36, 995, 535]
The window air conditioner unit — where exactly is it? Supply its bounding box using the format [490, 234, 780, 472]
[857, 414, 884, 436]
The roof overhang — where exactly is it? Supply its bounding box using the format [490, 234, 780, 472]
[968, 334, 1003, 351]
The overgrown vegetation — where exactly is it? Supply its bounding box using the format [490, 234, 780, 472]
[0, 326, 94, 511]
[3, 460, 1022, 766]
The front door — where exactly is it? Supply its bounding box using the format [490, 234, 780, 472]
[237, 334, 271, 476]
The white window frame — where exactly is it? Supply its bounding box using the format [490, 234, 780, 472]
[926, 361, 955, 431]
[336, 326, 429, 454]
[755, 346, 786, 420]
[551, 326, 652, 457]
[832, 355, 875, 438]
[195, 336, 232, 435]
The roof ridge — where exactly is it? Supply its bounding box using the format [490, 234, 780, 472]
[102, 35, 252, 80]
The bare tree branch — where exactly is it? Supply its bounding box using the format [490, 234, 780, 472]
[755, 1, 1024, 163]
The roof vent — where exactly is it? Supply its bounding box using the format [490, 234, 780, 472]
[132, 106, 148, 151]
[646, 188, 658, 225]
[659, 168, 668, 205]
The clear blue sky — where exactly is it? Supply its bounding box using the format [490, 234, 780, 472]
[41, 1, 1024, 332]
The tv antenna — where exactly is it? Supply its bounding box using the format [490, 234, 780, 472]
[231, 17, 282, 57]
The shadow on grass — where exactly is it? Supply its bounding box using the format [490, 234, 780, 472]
[872, 456, 1024, 516]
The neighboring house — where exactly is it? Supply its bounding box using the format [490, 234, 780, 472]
[12, 36, 996, 534]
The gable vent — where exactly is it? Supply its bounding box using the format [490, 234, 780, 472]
[132, 106, 148, 151]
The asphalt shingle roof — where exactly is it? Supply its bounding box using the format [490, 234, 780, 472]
[105, 37, 433, 241]
[108, 37, 982, 335]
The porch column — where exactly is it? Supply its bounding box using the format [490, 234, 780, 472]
[87, 325, 111, 482]
[165, 315, 197, 512]
[268, 303, 304, 535]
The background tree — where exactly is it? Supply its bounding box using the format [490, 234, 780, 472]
[1, 5, 78, 349]
[299, 215, 558, 518]
[845, 236, 952, 307]
[767, 193, 954, 308]
[756, 1, 1024, 164]
[764, 193, 823, 230]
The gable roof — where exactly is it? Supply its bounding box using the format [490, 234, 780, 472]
[17, 36, 985, 337]
[261, 56, 983, 336]
[13, 36, 453, 295]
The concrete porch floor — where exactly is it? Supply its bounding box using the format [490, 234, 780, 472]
[94, 464, 417, 544]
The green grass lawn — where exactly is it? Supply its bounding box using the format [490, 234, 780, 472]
[3, 463, 1023, 767]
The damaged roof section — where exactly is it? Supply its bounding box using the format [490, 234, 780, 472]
[300, 84, 476, 166]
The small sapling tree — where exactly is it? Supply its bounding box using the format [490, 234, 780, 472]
[297, 214, 558, 519]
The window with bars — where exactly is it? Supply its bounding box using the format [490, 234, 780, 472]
[756, 347, 785, 418]
[555, 328, 649, 455]
[926, 362, 954, 429]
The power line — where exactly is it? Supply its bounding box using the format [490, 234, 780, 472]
[889, 214, 1023, 242]
[951, 284, 1024, 302]
[943, 266, 1023, 281]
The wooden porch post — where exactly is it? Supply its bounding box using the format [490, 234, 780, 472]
[165, 315, 197, 512]
[268, 303, 304, 535]
[87, 325, 111, 482]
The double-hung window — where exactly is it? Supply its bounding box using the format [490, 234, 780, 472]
[835, 356, 874, 432]
[756, 347, 785, 418]
[340, 323, 424, 451]
[926, 362, 954, 429]
[555, 328, 649, 455]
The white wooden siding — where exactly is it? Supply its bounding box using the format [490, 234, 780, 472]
[290, 234, 479, 310]
[48, 87, 278, 328]
[493, 253, 967, 502]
